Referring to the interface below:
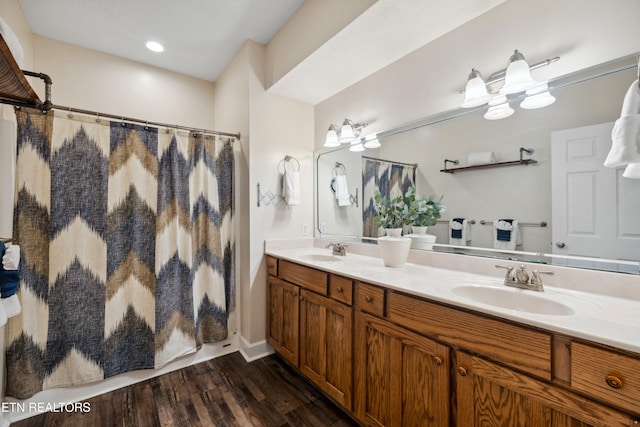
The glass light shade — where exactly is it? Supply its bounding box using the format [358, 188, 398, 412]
[324, 126, 340, 147]
[145, 41, 164, 52]
[349, 142, 365, 152]
[520, 82, 556, 109]
[461, 69, 492, 108]
[500, 58, 537, 95]
[484, 95, 514, 120]
[363, 134, 381, 149]
[339, 120, 355, 144]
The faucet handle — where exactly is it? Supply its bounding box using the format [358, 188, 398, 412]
[495, 264, 514, 281]
[531, 269, 554, 286]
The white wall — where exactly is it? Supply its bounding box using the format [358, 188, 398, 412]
[215, 41, 314, 356]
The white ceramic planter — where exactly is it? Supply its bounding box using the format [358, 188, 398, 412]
[378, 236, 411, 267]
[407, 233, 437, 250]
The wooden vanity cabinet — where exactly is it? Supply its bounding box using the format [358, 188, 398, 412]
[266, 257, 640, 426]
[456, 351, 635, 426]
[266, 256, 354, 409]
[354, 312, 450, 426]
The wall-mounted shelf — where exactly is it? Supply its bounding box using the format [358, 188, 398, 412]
[440, 147, 537, 174]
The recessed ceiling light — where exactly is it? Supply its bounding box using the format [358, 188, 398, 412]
[145, 41, 164, 53]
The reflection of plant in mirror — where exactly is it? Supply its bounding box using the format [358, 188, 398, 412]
[405, 186, 446, 227]
[373, 191, 409, 229]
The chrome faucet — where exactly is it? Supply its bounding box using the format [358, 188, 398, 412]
[327, 242, 348, 256]
[495, 264, 553, 292]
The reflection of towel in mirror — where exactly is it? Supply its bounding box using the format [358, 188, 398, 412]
[604, 79, 640, 177]
[449, 218, 470, 245]
[334, 175, 351, 206]
[493, 219, 521, 250]
[282, 168, 300, 206]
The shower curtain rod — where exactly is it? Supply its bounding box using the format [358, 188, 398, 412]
[362, 155, 418, 168]
[48, 104, 241, 139]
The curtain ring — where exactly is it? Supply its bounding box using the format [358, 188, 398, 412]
[95, 112, 101, 123]
[144, 120, 149, 131]
[67, 107, 73, 119]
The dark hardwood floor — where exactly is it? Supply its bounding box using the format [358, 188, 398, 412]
[11, 352, 359, 427]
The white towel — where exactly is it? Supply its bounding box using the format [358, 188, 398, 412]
[623, 162, 640, 179]
[448, 219, 470, 245]
[604, 80, 640, 168]
[282, 168, 300, 206]
[493, 220, 521, 250]
[334, 175, 351, 206]
[467, 152, 496, 166]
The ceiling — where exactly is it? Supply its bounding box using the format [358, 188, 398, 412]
[18, 0, 306, 82]
[18, 0, 506, 105]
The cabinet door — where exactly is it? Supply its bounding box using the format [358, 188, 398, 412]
[354, 313, 450, 427]
[267, 276, 299, 367]
[299, 289, 353, 409]
[456, 351, 637, 427]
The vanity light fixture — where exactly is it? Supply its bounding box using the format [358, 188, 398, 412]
[500, 50, 537, 95]
[324, 118, 367, 147]
[460, 49, 560, 119]
[324, 124, 340, 147]
[363, 133, 381, 149]
[520, 81, 556, 109]
[348, 140, 366, 152]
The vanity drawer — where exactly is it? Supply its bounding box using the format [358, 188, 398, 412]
[279, 260, 328, 295]
[355, 282, 385, 317]
[387, 291, 552, 380]
[571, 342, 640, 415]
[266, 256, 278, 277]
[329, 275, 353, 305]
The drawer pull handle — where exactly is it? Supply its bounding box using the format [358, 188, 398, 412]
[365, 296, 373, 303]
[433, 356, 443, 366]
[606, 375, 623, 389]
[457, 367, 468, 377]
[336, 286, 343, 293]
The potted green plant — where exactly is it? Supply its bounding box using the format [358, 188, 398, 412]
[404, 186, 446, 234]
[373, 190, 409, 236]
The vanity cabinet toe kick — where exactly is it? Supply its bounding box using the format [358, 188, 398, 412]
[266, 256, 640, 426]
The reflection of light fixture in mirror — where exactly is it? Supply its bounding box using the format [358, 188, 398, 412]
[349, 140, 365, 152]
[484, 95, 514, 120]
[324, 125, 340, 147]
[500, 49, 537, 95]
[363, 133, 381, 149]
[520, 81, 556, 109]
[461, 68, 492, 108]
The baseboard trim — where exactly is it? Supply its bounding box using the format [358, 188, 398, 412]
[239, 336, 274, 362]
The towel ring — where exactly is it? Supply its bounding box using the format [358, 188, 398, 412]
[332, 162, 347, 177]
[278, 155, 300, 173]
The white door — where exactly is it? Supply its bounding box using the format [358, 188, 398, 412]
[551, 123, 640, 265]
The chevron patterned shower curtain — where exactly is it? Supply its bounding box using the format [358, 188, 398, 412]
[5, 108, 234, 399]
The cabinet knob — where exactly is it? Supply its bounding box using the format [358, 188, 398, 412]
[433, 356, 443, 366]
[337, 286, 343, 293]
[457, 367, 468, 377]
[606, 375, 623, 389]
[365, 296, 373, 303]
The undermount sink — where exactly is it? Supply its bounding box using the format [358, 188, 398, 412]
[300, 254, 343, 262]
[452, 285, 575, 316]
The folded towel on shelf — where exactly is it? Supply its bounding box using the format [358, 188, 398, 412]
[282, 167, 300, 206]
[334, 175, 351, 206]
[467, 152, 496, 166]
[604, 79, 640, 168]
[493, 219, 521, 251]
[449, 218, 470, 246]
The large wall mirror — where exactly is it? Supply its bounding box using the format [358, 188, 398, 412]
[316, 54, 640, 274]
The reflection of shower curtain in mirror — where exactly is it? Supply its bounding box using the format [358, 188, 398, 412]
[6, 107, 235, 399]
[362, 158, 416, 237]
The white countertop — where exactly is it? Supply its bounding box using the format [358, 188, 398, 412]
[265, 240, 640, 355]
